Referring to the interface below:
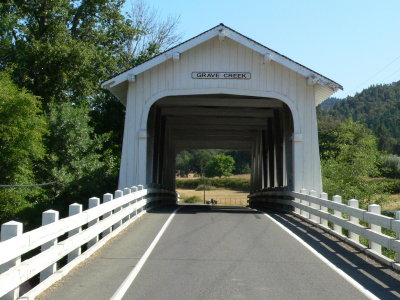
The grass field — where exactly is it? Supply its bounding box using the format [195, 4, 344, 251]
[176, 174, 400, 210]
[177, 188, 249, 206]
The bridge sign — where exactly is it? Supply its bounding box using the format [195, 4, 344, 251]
[191, 72, 251, 79]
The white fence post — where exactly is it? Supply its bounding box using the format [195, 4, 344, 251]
[300, 188, 309, 218]
[348, 199, 360, 243]
[137, 185, 144, 212]
[88, 197, 100, 248]
[68, 203, 83, 263]
[332, 195, 342, 235]
[320, 192, 328, 227]
[368, 204, 382, 255]
[40, 210, 59, 282]
[0, 221, 23, 300]
[293, 189, 301, 214]
[122, 188, 131, 223]
[395, 211, 400, 263]
[130, 186, 138, 218]
[102, 193, 113, 237]
[113, 190, 123, 230]
[309, 190, 320, 224]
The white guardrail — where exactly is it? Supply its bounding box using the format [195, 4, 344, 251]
[250, 189, 400, 271]
[0, 186, 177, 300]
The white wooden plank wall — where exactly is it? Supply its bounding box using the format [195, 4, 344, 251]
[118, 36, 321, 190]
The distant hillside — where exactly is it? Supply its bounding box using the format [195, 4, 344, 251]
[318, 81, 400, 155]
[318, 97, 343, 110]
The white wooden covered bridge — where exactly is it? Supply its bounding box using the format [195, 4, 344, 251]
[102, 23, 342, 195]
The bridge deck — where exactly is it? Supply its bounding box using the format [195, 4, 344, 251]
[38, 205, 399, 300]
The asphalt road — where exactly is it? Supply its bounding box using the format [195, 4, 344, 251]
[39, 205, 400, 300]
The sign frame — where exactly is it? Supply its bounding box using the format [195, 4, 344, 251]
[191, 72, 251, 80]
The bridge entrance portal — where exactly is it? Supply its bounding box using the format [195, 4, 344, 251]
[147, 95, 294, 193]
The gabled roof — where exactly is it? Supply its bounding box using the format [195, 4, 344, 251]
[102, 24, 342, 95]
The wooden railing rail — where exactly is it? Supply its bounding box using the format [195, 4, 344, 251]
[0, 186, 177, 300]
[249, 189, 400, 271]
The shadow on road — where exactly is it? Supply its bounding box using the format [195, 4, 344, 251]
[264, 210, 400, 300]
[147, 204, 400, 299]
[148, 204, 400, 299]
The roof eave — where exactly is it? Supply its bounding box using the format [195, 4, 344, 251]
[102, 24, 342, 96]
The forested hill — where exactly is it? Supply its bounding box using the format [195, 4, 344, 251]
[318, 81, 400, 155]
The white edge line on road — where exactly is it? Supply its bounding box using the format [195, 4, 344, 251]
[110, 206, 182, 300]
[261, 211, 380, 300]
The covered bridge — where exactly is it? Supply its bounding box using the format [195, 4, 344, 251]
[101, 24, 342, 194]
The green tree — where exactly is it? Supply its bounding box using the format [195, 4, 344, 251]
[176, 150, 192, 177]
[0, 71, 47, 223]
[1, 0, 180, 159]
[205, 154, 235, 178]
[0, 1, 180, 225]
[45, 102, 118, 202]
[192, 150, 217, 175]
[318, 81, 400, 155]
[318, 120, 382, 202]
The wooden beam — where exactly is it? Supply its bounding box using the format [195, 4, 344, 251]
[161, 107, 274, 118]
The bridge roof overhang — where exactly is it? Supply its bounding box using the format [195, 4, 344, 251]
[101, 24, 342, 105]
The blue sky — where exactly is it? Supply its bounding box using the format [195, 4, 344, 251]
[126, 0, 400, 99]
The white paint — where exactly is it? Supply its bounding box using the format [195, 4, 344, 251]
[253, 190, 400, 267]
[40, 210, 59, 282]
[110, 207, 181, 300]
[261, 211, 380, 300]
[263, 53, 272, 63]
[368, 204, 382, 255]
[172, 52, 180, 62]
[127, 74, 136, 83]
[102, 24, 342, 98]
[105, 24, 331, 193]
[0, 221, 23, 300]
[67, 203, 83, 263]
[333, 195, 343, 234]
[19, 209, 149, 300]
[0, 187, 177, 299]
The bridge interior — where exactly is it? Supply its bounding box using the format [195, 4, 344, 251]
[147, 95, 294, 192]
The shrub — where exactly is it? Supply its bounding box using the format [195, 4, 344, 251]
[183, 196, 202, 203]
[176, 177, 250, 191]
[195, 184, 216, 191]
[381, 155, 400, 178]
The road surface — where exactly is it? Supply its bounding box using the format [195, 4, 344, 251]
[38, 205, 400, 299]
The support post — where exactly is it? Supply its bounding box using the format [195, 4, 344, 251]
[40, 210, 59, 282]
[309, 190, 320, 223]
[88, 197, 100, 248]
[113, 190, 123, 230]
[320, 192, 328, 227]
[348, 199, 360, 243]
[67, 203, 83, 263]
[0, 221, 23, 300]
[332, 195, 342, 234]
[102, 193, 113, 237]
[368, 204, 381, 255]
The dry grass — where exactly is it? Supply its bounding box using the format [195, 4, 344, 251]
[176, 174, 251, 180]
[177, 188, 249, 206]
[379, 194, 400, 211]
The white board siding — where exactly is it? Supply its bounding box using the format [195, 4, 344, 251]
[117, 36, 322, 191]
[135, 37, 309, 100]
